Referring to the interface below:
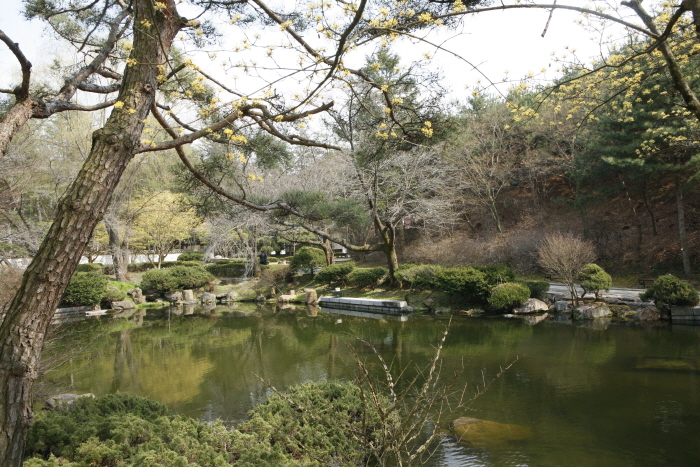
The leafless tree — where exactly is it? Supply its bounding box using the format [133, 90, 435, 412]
[537, 232, 597, 306]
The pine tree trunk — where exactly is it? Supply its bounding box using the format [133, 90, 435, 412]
[641, 183, 658, 236]
[0, 3, 182, 465]
[105, 220, 130, 282]
[0, 98, 34, 159]
[676, 174, 692, 276]
[321, 237, 335, 266]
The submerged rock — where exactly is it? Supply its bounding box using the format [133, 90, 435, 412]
[452, 417, 532, 446]
[635, 357, 700, 372]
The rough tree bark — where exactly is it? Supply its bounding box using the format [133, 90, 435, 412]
[675, 174, 692, 276]
[105, 219, 131, 282]
[0, 1, 182, 465]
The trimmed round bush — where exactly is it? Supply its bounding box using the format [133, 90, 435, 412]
[348, 267, 387, 289]
[395, 264, 442, 290]
[488, 282, 531, 310]
[579, 263, 612, 299]
[289, 246, 326, 275]
[61, 273, 109, 307]
[141, 266, 215, 293]
[140, 268, 178, 294]
[177, 251, 204, 262]
[640, 275, 699, 310]
[434, 267, 490, 302]
[316, 262, 356, 286]
[75, 263, 103, 273]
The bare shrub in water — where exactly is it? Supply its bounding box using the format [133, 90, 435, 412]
[349, 319, 516, 466]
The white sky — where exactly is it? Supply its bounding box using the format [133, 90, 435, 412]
[0, 1, 639, 101]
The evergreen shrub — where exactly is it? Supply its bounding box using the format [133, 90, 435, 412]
[205, 262, 246, 277]
[102, 289, 127, 304]
[348, 267, 388, 289]
[176, 251, 204, 262]
[395, 264, 442, 290]
[75, 263, 103, 273]
[289, 246, 326, 275]
[640, 275, 699, 309]
[24, 384, 386, 467]
[488, 282, 531, 310]
[519, 280, 550, 300]
[316, 262, 356, 286]
[61, 273, 109, 307]
[474, 264, 516, 287]
[579, 263, 612, 298]
[434, 267, 490, 302]
[141, 266, 215, 293]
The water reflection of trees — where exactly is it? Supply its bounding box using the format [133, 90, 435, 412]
[40, 308, 700, 430]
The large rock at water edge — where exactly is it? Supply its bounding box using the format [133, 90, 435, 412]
[452, 417, 532, 446]
[554, 301, 570, 313]
[109, 300, 135, 310]
[305, 288, 318, 305]
[164, 291, 182, 303]
[637, 307, 660, 321]
[200, 292, 216, 304]
[573, 303, 612, 320]
[514, 298, 549, 314]
[182, 289, 194, 301]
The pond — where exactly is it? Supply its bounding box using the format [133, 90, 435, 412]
[43, 304, 700, 466]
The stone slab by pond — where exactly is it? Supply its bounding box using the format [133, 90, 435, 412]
[452, 417, 532, 447]
[318, 297, 410, 315]
[671, 305, 700, 322]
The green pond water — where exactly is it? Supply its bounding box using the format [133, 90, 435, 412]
[44, 304, 700, 466]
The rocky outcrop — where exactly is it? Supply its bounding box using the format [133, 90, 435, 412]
[554, 301, 570, 313]
[126, 287, 145, 304]
[514, 298, 549, 314]
[573, 303, 612, 320]
[452, 417, 532, 447]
